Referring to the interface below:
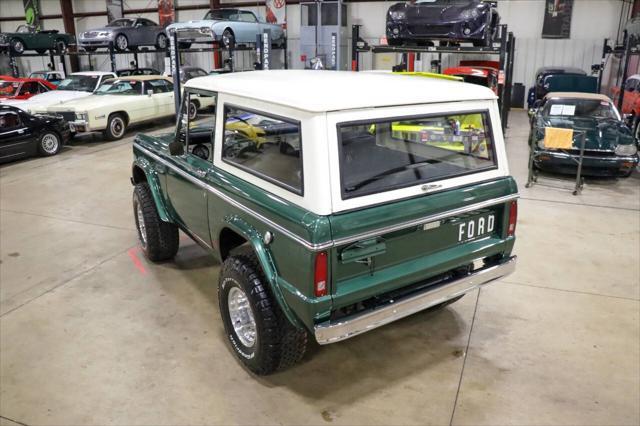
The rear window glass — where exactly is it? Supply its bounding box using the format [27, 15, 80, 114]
[222, 106, 303, 195]
[338, 111, 497, 199]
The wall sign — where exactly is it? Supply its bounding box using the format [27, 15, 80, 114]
[542, 0, 573, 39]
[158, 0, 175, 27]
[266, 0, 286, 28]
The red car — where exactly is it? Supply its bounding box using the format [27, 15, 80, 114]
[611, 74, 640, 137]
[0, 75, 57, 101]
[443, 66, 499, 94]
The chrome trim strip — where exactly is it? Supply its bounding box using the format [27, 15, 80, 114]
[331, 193, 519, 247]
[314, 256, 517, 345]
[134, 143, 330, 251]
[134, 143, 519, 251]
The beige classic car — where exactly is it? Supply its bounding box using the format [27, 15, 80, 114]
[47, 75, 177, 140]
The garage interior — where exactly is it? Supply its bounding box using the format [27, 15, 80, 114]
[1, 1, 639, 426]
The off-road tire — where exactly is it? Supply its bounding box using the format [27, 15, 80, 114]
[103, 113, 127, 141]
[132, 183, 179, 262]
[218, 251, 307, 375]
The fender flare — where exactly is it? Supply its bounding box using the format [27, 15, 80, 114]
[223, 215, 305, 329]
[131, 159, 172, 223]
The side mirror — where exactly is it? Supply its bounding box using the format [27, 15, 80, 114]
[169, 140, 184, 156]
[147, 90, 153, 97]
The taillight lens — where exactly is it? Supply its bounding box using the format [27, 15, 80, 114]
[314, 252, 328, 297]
[507, 200, 518, 237]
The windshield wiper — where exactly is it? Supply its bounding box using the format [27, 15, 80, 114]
[344, 160, 438, 193]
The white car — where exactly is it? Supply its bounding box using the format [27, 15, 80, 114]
[47, 75, 176, 140]
[4, 72, 116, 115]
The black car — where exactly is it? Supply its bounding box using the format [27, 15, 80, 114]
[0, 105, 70, 164]
[386, 0, 499, 47]
[527, 67, 590, 109]
[116, 68, 161, 77]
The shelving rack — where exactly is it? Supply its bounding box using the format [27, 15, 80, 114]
[351, 24, 515, 131]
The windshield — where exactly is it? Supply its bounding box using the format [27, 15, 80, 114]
[339, 111, 497, 199]
[95, 80, 142, 95]
[16, 25, 31, 33]
[455, 75, 489, 87]
[0, 81, 19, 96]
[56, 75, 100, 91]
[107, 19, 133, 28]
[542, 98, 619, 120]
[184, 68, 207, 80]
[205, 10, 243, 20]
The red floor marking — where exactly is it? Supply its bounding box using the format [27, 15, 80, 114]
[128, 247, 147, 275]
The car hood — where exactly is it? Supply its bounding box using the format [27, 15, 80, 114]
[83, 27, 115, 33]
[394, 1, 490, 23]
[3, 90, 92, 112]
[538, 116, 634, 150]
[168, 20, 225, 29]
[47, 94, 141, 112]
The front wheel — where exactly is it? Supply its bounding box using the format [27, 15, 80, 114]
[133, 183, 179, 261]
[218, 251, 308, 375]
[10, 38, 25, 55]
[156, 33, 168, 50]
[38, 130, 61, 156]
[188, 101, 198, 120]
[103, 113, 127, 140]
[114, 34, 129, 51]
[221, 29, 235, 49]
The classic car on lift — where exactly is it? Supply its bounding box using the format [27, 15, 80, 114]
[79, 18, 168, 52]
[166, 8, 286, 49]
[386, 0, 500, 47]
[129, 70, 518, 375]
[46, 75, 177, 140]
[4, 72, 117, 116]
[0, 76, 57, 101]
[610, 74, 640, 139]
[528, 92, 638, 177]
[0, 24, 75, 55]
[116, 68, 161, 77]
[0, 105, 70, 163]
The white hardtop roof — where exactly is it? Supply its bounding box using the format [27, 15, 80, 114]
[184, 70, 497, 113]
[71, 71, 116, 76]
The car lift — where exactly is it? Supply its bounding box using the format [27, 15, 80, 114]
[595, 30, 640, 111]
[350, 24, 515, 132]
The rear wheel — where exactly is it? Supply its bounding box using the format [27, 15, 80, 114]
[55, 39, 67, 53]
[218, 251, 307, 375]
[133, 183, 179, 261]
[37, 130, 61, 156]
[188, 100, 198, 120]
[103, 113, 127, 140]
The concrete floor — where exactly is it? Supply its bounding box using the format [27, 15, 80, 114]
[0, 111, 638, 426]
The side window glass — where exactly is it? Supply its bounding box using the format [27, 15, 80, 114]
[148, 79, 168, 93]
[222, 105, 303, 194]
[20, 82, 37, 96]
[0, 112, 22, 130]
[176, 91, 218, 162]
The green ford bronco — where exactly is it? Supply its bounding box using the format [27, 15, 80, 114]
[131, 70, 518, 375]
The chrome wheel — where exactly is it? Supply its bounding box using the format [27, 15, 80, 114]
[115, 34, 128, 51]
[40, 133, 59, 154]
[188, 101, 197, 120]
[12, 39, 24, 54]
[222, 30, 235, 48]
[55, 40, 66, 52]
[228, 287, 257, 348]
[135, 200, 147, 246]
[110, 116, 125, 138]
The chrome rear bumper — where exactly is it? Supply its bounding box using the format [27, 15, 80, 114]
[314, 256, 516, 345]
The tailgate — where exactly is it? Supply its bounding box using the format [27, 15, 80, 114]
[327, 177, 518, 311]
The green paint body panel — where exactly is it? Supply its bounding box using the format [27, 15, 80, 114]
[1, 29, 75, 51]
[132, 131, 518, 334]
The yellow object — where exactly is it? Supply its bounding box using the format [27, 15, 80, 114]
[543, 127, 574, 149]
[394, 72, 463, 82]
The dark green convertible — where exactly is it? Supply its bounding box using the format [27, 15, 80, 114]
[0, 25, 75, 55]
[529, 92, 639, 177]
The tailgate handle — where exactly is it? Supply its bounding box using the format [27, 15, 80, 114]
[340, 238, 386, 264]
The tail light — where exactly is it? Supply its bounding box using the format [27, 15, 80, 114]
[507, 200, 518, 237]
[314, 252, 328, 297]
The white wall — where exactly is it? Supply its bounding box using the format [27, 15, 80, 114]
[0, 0, 632, 87]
